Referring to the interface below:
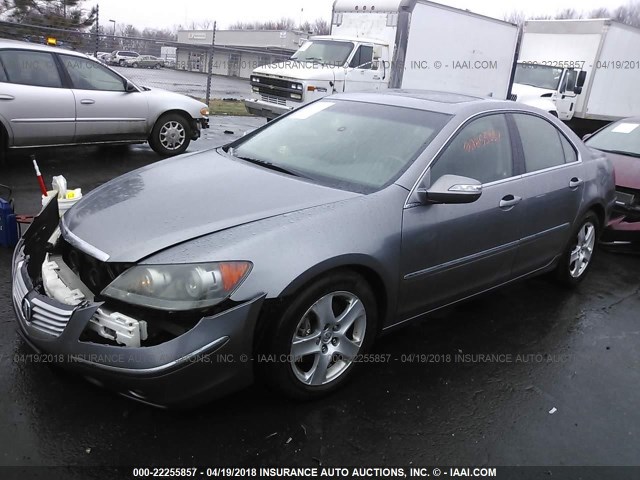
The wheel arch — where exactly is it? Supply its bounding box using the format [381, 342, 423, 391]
[585, 202, 605, 233]
[277, 255, 393, 334]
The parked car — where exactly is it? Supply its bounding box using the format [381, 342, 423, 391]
[124, 55, 164, 69]
[108, 50, 139, 66]
[11, 91, 615, 407]
[584, 117, 640, 242]
[0, 39, 209, 156]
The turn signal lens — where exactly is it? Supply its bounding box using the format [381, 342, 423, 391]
[220, 262, 251, 292]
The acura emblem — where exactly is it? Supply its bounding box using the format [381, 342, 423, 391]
[21, 297, 32, 321]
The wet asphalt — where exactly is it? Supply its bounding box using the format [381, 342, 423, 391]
[0, 117, 639, 474]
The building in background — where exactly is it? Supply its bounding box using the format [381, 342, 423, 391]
[175, 29, 307, 78]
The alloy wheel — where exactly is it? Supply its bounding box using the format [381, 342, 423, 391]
[569, 221, 596, 278]
[290, 291, 367, 386]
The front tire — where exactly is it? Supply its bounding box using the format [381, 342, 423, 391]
[260, 271, 378, 400]
[149, 113, 191, 157]
[555, 211, 599, 286]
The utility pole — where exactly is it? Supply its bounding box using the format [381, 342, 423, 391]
[94, 4, 99, 57]
[205, 21, 217, 107]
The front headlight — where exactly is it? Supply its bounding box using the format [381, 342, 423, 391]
[102, 262, 252, 311]
[200, 107, 210, 116]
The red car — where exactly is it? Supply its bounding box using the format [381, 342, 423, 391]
[585, 117, 640, 243]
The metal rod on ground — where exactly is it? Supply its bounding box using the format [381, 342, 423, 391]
[205, 21, 217, 107]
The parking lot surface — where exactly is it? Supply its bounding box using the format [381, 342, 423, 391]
[0, 117, 639, 471]
[112, 67, 251, 100]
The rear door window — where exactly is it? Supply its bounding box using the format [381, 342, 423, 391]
[0, 50, 62, 88]
[513, 114, 568, 172]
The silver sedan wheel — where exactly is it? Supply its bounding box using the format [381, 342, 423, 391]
[290, 291, 367, 386]
[159, 121, 186, 151]
[569, 221, 596, 278]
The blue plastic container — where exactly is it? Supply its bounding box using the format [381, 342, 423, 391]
[0, 195, 18, 248]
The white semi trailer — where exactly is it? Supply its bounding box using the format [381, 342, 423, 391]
[245, 0, 519, 119]
[512, 19, 640, 133]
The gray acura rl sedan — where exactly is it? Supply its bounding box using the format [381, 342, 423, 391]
[12, 91, 615, 407]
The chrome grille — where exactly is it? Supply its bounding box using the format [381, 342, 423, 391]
[12, 261, 29, 309]
[29, 298, 74, 337]
[13, 260, 75, 337]
[261, 94, 287, 106]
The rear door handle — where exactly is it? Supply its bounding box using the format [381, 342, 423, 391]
[569, 177, 583, 189]
[0, 94, 15, 100]
[80, 99, 95, 105]
[499, 195, 522, 209]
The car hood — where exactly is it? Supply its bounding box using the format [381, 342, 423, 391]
[606, 151, 640, 190]
[138, 86, 207, 110]
[62, 150, 359, 262]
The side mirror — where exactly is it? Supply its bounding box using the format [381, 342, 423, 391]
[576, 70, 587, 88]
[582, 133, 593, 142]
[418, 174, 483, 205]
[125, 80, 137, 92]
[573, 86, 583, 95]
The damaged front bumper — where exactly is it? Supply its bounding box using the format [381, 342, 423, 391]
[11, 216, 264, 408]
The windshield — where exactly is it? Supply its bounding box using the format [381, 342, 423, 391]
[230, 100, 451, 192]
[514, 63, 564, 90]
[586, 120, 640, 157]
[291, 40, 354, 66]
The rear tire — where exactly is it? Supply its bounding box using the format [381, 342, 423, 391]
[149, 113, 191, 157]
[132, 62, 139, 68]
[259, 271, 378, 400]
[554, 211, 600, 286]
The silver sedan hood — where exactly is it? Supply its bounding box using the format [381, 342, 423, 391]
[62, 149, 359, 262]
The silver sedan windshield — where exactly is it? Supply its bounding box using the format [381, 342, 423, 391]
[232, 100, 451, 191]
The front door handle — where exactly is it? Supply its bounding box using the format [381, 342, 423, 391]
[569, 177, 584, 189]
[80, 99, 95, 105]
[499, 195, 522, 209]
[0, 94, 15, 100]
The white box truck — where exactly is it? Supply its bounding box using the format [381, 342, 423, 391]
[245, 0, 519, 119]
[512, 19, 640, 132]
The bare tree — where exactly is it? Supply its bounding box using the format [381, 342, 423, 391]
[313, 18, 330, 35]
[228, 16, 328, 32]
[504, 0, 640, 27]
[555, 8, 583, 19]
[503, 10, 527, 26]
[589, 7, 610, 18]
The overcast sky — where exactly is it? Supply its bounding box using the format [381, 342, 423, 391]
[97, 0, 630, 30]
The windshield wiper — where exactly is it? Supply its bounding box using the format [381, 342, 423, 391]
[233, 154, 311, 178]
[299, 57, 325, 65]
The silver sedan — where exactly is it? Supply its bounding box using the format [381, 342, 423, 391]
[0, 39, 209, 156]
[12, 91, 615, 406]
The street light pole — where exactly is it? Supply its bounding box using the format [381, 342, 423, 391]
[109, 19, 116, 50]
